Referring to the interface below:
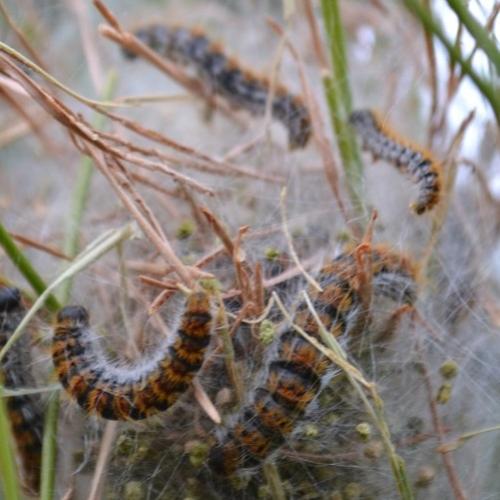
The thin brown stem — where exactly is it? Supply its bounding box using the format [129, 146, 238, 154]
[416, 340, 468, 500]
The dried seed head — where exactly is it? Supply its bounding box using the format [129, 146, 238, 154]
[440, 359, 459, 379]
[415, 465, 436, 487]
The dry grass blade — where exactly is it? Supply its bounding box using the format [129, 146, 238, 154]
[253, 262, 265, 315]
[0, 85, 57, 155]
[267, 18, 352, 232]
[67, 0, 104, 91]
[415, 339, 468, 500]
[129, 172, 180, 198]
[115, 92, 193, 104]
[215, 292, 245, 404]
[0, 222, 137, 363]
[192, 379, 221, 424]
[298, 6, 366, 229]
[438, 424, 500, 454]
[140, 276, 175, 291]
[0, 0, 47, 69]
[101, 130, 284, 183]
[0, 119, 31, 147]
[111, 160, 168, 239]
[271, 291, 370, 387]
[303, 0, 329, 68]
[298, 291, 415, 499]
[201, 207, 256, 305]
[222, 133, 266, 161]
[177, 184, 211, 240]
[232, 226, 253, 305]
[100, 124, 283, 183]
[84, 148, 196, 287]
[201, 208, 235, 257]
[262, 463, 286, 500]
[9, 232, 71, 261]
[94, 0, 243, 124]
[87, 422, 118, 500]
[459, 158, 500, 212]
[0, 42, 120, 108]
[280, 187, 322, 293]
[420, 110, 476, 269]
[0, 52, 214, 196]
[0, 75, 30, 98]
[148, 289, 175, 315]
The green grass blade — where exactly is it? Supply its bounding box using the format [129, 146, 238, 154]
[445, 0, 500, 75]
[321, 0, 353, 111]
[39, 393, 59, 500]
[41, 71, 117, 500]
[322, 74, 365, 217]
[403, 0, 500, 125]
[320, 0, 366, 219]
[0, 384, 21, 500]
[0, 222, 61, 313]
[6, 221, 137, 497]
[0, 222, 137, 364]
[59, 71, 118, 305]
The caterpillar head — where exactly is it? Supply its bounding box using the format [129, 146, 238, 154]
[56, 305, 90, 328]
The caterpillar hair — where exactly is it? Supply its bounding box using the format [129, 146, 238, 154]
[52, 291, 213, 421]
[123, 24, 311, 150]
[0, 287, 43, 494]
[208, 245, 417, 475]
[349, 109, 442, 214]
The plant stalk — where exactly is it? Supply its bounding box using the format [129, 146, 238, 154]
[403, 0, 500, 125]
[445, 0, 500, 74]
[320, 0, 366, 219]
[40, 71, 117, 500]
[59, 70, 117, 304]
[0, 222, 60, 313]
[0, 383, 21, 500]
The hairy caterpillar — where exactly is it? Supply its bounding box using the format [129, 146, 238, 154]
[0, 287, 43, 494]
[123, 24, 311, 150]
[53, 291, 213, 421]
[208, 245, 416, 475]
[349, 109, 442, 214]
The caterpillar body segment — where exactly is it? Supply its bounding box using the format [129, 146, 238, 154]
[349, 109, 442, 214]
[53, 291, 213, 421]
[208, 246, 417, 475]
[124, 24, 311, 149]
[0, 287, 43, 494]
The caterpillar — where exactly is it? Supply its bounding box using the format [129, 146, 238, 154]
[349, 109, 442, 214]
[123, 24, 312, 150]
[0, 286, 43, 494]
[53, 291, 213, 421]
[208, 245, 417, 475]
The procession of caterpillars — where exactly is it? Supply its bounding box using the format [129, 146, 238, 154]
[0, 19, 448, 493]
[122, 24, 312, 150]
[46, 242, 413, 482]
[1, 242, 417, 487]
[120, 24, 442, 213]
[0, 287, 43, 495]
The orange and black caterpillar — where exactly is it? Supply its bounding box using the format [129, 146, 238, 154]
[349, 109, 442, 214]
[208, 245, 416, 475]
[123, 24, 311, 149]
[53, 291, 213, 421]
[0, 286, 43, 494]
